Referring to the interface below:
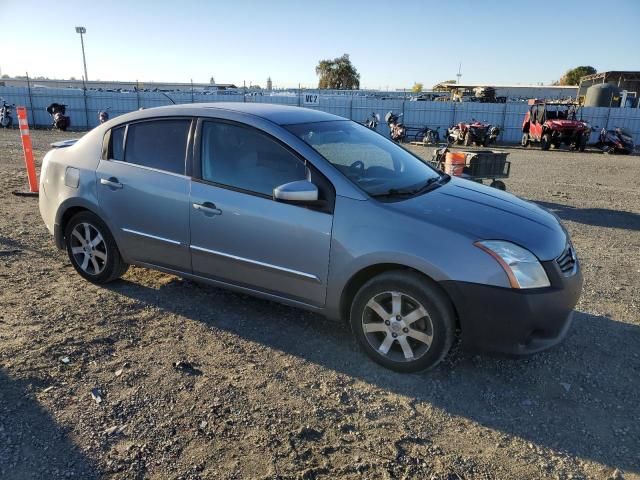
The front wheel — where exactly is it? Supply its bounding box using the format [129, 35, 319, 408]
[350, 271, 455, 372]
[521, 133, 530, 147]
[578, 136, 587, 152]
[541, 133, 551, 151]
[65, 211, 129, 284]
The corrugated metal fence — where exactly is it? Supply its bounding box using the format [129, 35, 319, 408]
[1, 86, 639, 145]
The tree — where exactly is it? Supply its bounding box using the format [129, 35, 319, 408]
[411, 82, 424, 93]
[315, 54, 360, 90]
[558, 66, 596, 86]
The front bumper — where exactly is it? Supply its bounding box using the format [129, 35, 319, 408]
[441, 262, 583, 355]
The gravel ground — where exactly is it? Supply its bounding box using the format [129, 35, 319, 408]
[0, 128, 638, 480]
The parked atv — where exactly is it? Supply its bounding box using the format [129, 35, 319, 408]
[521, 100, 589, 151]
[447, 120, 499, 147]
[596, 127, 634, 154]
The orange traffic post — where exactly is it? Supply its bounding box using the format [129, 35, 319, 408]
[16, 106, 39, 194]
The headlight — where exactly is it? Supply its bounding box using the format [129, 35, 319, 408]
[475, 240, 550, 289]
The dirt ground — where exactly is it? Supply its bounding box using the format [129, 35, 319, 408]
[0, 128, 638, 480]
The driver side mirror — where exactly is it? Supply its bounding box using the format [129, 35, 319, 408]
[273, 180, 319, 204]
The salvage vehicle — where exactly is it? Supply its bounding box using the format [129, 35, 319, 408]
[447, 120, 500, 146]
[46, 103, 71, 131]
[0, 98, 14, 128]
[596, 126, 634, 154]
[385, 111, 406, 142]
[521, 100, 590, 151]
[39, 104, 582, 372]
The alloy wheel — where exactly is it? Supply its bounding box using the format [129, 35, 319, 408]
[69, 222, 108, 275]
[361, 291, 434, 362]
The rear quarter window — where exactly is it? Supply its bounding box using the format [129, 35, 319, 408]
[109, 126, 125, 160]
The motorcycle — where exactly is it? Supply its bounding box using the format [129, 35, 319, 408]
[46, 103, 70, 131]
[385, 111, 406, 142]
[447, 119, 500, 147]
[0, 99, 14, 128]
[596, 126, 634, 154]
[98, 107, 111, 124]
[363, 112, 380, 130]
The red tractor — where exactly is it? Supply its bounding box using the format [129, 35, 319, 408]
[521, 100, 590, 151]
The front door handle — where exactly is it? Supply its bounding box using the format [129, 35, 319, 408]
[193, 202, 222, 216]
[100, 177, 123, 189]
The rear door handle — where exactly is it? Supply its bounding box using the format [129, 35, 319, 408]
[193, 202, 222, 216]
[100, 177, 123, 189]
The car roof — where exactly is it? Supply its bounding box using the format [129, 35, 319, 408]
[147, 102, 345, 125]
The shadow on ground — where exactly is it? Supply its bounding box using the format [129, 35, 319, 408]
[0, 370, 100, 479]
[536, 201, 640, 231]
[109, 277, 640, 473]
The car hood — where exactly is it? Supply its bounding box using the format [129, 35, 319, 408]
[546, 119, 585, 130]
[386, 177, 567, 261]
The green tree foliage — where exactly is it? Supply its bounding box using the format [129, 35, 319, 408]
[559, 66, 596, 86]
[316, 54, 360, 90]
[411, 82, 424, 93]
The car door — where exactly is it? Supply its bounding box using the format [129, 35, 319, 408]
[189, 119, 334, 307]
[96, 118, 193, 272]
[530, 105, 542, 140]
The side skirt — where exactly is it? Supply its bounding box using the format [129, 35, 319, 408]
[131, 260, 326, 316]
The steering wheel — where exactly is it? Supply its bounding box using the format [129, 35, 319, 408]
[349, 160, 365, 176]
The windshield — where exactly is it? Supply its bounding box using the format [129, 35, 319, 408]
[285, 120, 441, 196]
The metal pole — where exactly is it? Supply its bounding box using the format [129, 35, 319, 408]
[136, 80, 140, 110]
[298, 83, 301, 107]
[79, 32, 88, 83]
[82, 76, 89, 130]
[191, 79, 194, 103]
[25, 72, 35, 126]
[243, 80, 246, 103]
[500, 102, 507, 141]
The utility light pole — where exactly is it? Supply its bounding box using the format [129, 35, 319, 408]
[75, 26, 88, 83]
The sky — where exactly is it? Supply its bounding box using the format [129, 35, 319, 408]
[1, 0, 639, 90]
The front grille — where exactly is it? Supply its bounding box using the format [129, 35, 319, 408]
[556, 245, 576, 275]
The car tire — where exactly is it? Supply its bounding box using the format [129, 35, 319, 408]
[541, 133, 551, 150]
[350, 271, 455, 372]
[521, 133, 530, 147]
[578, 137, 587, 152]
[64, 211, 129, 284]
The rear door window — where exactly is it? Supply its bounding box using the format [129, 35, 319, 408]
[124, 119, 190, 174]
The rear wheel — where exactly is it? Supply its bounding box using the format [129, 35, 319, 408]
[521, 133, 530, 147]
[64, 211, 128, 284]
[541, 133, 551, 150]
[350, 271, 455, 372]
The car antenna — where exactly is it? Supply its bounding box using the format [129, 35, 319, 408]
[159, 91, 176, 105]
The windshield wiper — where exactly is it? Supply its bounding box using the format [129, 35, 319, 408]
[371, 176, 444, 199]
